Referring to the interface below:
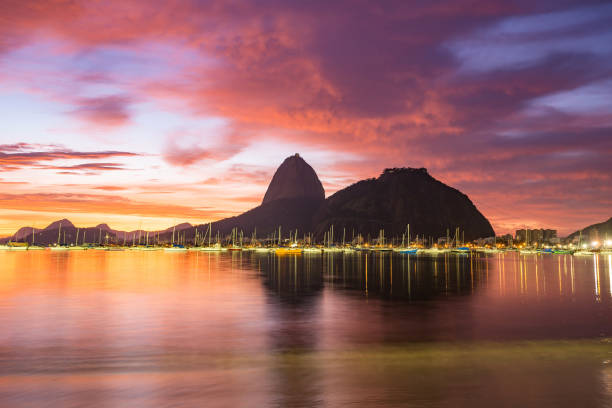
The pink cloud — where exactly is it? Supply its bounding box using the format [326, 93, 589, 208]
[69, 95, 132, 127]
[0, 143, 138, 171]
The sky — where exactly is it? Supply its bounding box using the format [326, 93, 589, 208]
[1, 0, 611, 237]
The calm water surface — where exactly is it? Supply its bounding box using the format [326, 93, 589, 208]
[0, 251, 611, 407]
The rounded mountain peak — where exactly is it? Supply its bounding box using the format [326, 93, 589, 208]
[44, 219, 75, 230]
[262, 154, 325, 204]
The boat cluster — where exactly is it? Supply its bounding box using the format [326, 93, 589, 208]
[3, 242, 610, 256]
[2, 224, 610, 256]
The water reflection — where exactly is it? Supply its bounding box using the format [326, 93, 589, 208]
[257, 252, 488, 301]
[253, 252, 612, 303]
[0, 251, 611, 407]
[251, 252, 612, 344]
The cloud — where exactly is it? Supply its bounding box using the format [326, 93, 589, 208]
[0, 0, 611, 234]
[52, 163, 128, 174]
[0, 192, 220, 219]
[69, 95, 132, 126]
[0, 143, 138, 171]
[448, 3, 612, 73]
[162, 128, 244, 166]
[93, 185, 127, 191]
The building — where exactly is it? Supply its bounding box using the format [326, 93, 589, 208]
[515, 228, 557, 245]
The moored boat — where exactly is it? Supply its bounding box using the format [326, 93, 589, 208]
[397, 248, 418, 254]
[164, 246, 187, 252]
[275, 247, 303, 255]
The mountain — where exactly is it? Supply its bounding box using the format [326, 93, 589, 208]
[566, 217, 612, 242]
[201, 162, 493, 241]
[13, 226, 38, 241]
[44, 219, 75, 230]
[162, 223, 192, 233]
[0, 220, 193, 246]
[207, 197, 324, 238]
[204, 154, 326, 237]
[312, 167, 494, 241]
[2, 155, 496, 245]
[262, 153, 325, 204]
[0, 221, 107, 246]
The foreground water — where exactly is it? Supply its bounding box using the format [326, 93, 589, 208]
[0, 251, 611, 407]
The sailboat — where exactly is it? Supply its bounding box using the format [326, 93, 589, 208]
[164, 246, 187, 252]
[164, 223, 187, 251]
[199, 223, 227, 251]
[50, 224, 68, 250]
[227, 228, 242, 251]
[275, 229, 303, 254]
[450, 227, 470, 254]
[27, 226, 45, 250]
[573, 230, 595, 256]
[394, 224, 419, 254]
[68, 228, 87, 250]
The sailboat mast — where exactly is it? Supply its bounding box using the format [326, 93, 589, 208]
[407, 224, 410, 246]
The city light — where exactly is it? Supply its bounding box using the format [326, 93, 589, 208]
[605, 240, 612, 247]
[591, 241, 599, 247]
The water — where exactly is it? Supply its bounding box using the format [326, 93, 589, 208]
[0, 251, 611, 407]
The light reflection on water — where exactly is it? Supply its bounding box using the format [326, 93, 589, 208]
[0, 251, 611, 407]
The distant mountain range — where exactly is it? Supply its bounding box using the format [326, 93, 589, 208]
[2, 153, 496, 245]
[2, 218, 193, 246]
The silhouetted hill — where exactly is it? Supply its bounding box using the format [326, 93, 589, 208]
[4, 223, 117, 246]
[567, 217, 612, 241]
[1, 220, 193, 246]
[262, 153, 325, 204]
[312, 168, 494, 241]
[163, 223, 192, 233]
[13, 226, 39, 241]
[45, 219, 75, 230]
[2, 157, 496, 245]
[185, 154, 327, 239]
[209, 198, 324, 238]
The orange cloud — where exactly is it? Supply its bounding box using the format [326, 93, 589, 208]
[0, 192, 219, 219]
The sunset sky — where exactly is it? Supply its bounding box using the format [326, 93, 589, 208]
[1, 0, 611, 236]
